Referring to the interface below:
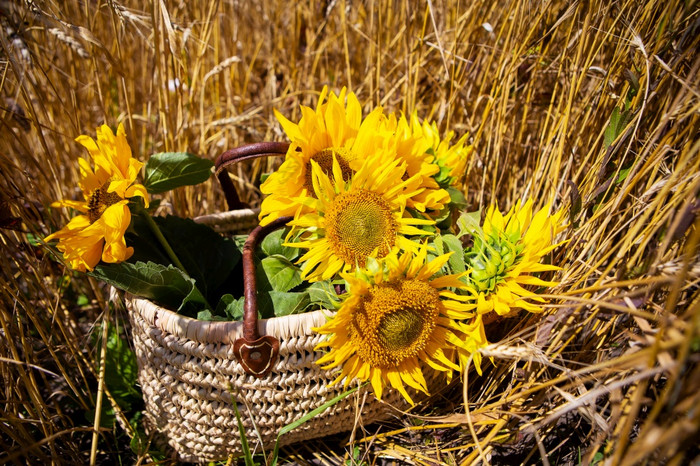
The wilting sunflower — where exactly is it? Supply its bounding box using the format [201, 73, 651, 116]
[285, 154, 433, 282]
[45, 123, 148, 272]
[463, 199, 567, 316]
[259, 86, 394, 226]
[315, 245, 478, 404]
[383, 112, 451, 215]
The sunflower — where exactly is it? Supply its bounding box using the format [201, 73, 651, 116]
[259, 86, 394, 226]
[414, 113, 472, 189]
[314, 244, 478, 404]
[463, 199, 567, 316]
[284, 152, 434, 282]
[383, 112, 451, 215]
[45, 123, 148, 272]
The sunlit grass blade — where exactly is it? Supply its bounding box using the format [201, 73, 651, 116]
[270, 384, 362, 465]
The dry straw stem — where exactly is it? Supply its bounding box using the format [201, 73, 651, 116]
[0, 0, 698, 464]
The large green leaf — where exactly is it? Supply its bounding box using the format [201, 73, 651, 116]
[260, 256, 303, 292]
[91, 261, 208, 316]
[269, 291, 310, 317]
[260, 228, 298, 261]
[126, 215, 241, 302]
[144, 152, 213, 194]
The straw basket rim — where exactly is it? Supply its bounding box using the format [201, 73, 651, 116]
[127, 294, 335, 345]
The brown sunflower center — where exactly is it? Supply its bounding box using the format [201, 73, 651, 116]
[304, 147, 355, 195]
[325, 189, 396, 267]
[87, 183, 122, 223]
[352, 279, 441, 367]
[377, 307, 425, 353]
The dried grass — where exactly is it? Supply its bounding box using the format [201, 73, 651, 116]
[0, 0, 698, 464]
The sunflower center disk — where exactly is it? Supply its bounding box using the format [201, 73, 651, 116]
[377, 307, 425, 352]
[304, 147, 355, 195]
[87, 184, 122, 223]
[354, 279, 441, 367]
[325, 189, 396, 267]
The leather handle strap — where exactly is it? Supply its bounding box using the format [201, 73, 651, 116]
[213, 142, 292, 377]
[214, 142, 290, 211]
[232, 215, 293, 377]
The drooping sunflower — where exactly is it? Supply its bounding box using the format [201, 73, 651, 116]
[462, 199, 567, 316]
[45, 123, 149, 272]
[285, 154, 433, 282]
[259, 86, 394, 226]
[315, 244, 479, 404]
[383, 112, 451, 215]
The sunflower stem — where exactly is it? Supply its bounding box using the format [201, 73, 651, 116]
[140, 208, 188, 272]
[138, 205, 213, 310]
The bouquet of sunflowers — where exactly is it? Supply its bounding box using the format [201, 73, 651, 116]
[45, 86, 566, 404]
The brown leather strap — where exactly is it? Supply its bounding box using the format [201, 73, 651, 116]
[233, 215, 293, 377]
[215, 142, 290, 211]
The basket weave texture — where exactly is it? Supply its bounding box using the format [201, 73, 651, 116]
[127, 296, 406, 462]
[125, 208, 408, 462]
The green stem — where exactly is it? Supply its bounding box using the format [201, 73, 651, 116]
[141, 208, 189, 273]
[139, 205, 213, 310]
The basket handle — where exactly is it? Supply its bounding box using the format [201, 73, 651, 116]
[216, 141, 293, 377]
[234, 215, 293, 377]
[215, 141, 290, 210]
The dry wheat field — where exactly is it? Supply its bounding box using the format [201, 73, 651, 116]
[1, 0, 698, 464]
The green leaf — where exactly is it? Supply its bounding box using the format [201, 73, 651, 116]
[196, 309, 228, 321]
[26, 233, 41, 246]
[215, 294, 245, 320]
[307, 281, 340, 309]
[144, 152, 213, 194]
[434, 165, 453, 188]
[129, 412, 166, 460]
[604, 106, 632, 148]
[85, 406, 116, 428]
[440, 234, 466, 274]
[88, 320, 141, 427]
[616, 166, 632, 184]
[127, 215, 241, 302]
[447, 187, 468, 210]
[261, 228, 298, 261]
[91, 261, 208, 316]
[456, 209, 482, 237]
[261, 256, 303, 292]
[432, 235, 446, 255]
[270, 291, 310, 317]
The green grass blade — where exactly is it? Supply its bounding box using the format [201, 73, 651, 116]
[270, 384, 362, 465]
[231, 394, 254, 466]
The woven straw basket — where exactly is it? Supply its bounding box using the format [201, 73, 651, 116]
[122, 144, 413, 462]
[126, 294, 410, 461]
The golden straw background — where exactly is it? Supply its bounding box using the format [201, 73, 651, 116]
[1, 0, 698, 464]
